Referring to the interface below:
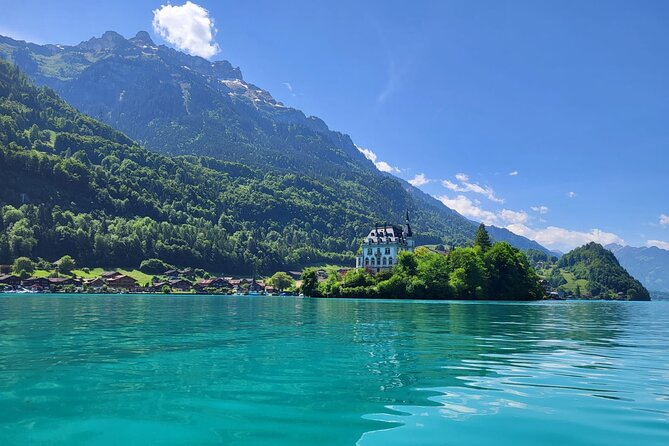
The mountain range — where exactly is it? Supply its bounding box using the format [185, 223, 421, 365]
[0, 31, 559, 270]
[606, 244, 669, 292]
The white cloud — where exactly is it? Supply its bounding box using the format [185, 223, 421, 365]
[356, 145, 400, 173]
[530, 205, 549, 214]
[152, 2, 220, 58]
[441, 173, 504, 203]
[499, 209, 529, 224]
[283, 82, 293, 92]
[436, 192, 528, 226]
[409, 173, 430, 187]
[660, 214, 669, 226]
[436, 195, 498, 225]
[509, 171, 518, 176]
[567, 191, 577, 198]
[506, 224, 625, 252]
[646, 240, 669, 250]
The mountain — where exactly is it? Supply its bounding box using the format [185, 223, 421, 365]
[548, 243, 650, 300]
[0, 31, 553, 259]
[606, 244, 669, 292]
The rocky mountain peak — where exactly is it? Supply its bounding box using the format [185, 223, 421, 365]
[130, 31, 155, 47]
[79, 30, 130, 52]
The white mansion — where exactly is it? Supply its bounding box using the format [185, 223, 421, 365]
[356, 213, 415, 272]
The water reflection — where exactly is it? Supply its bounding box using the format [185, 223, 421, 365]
[0, 296, 667, 446]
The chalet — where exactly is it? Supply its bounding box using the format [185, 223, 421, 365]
[105, 274, 138, 289]
[195, 277, 231, 290]
[0, 274, 21, 287]
[22, 277, 52, 289]
[287, 271, 303, 280]
[169, 278, 192, 291]
[164, 269, 179, 279]
[101, 271, 122, 280]
[356, 212, 415, 273]
[48, 277, 81, 287]
[150, 281, 169, 292]
[84, 277, 105, 288]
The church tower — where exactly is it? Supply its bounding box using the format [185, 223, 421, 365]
[405, 210, 415, 251]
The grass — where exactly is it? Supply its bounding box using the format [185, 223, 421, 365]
[560, 271, 588, 294]
[118, 269, 154, 286]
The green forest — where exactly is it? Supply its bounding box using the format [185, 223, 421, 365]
[0, 60, 489, 273]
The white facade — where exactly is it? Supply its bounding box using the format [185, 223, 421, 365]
[355, 222, 415, 273]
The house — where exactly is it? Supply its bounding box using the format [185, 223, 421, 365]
[179, 268, 195, 279]
[287, 271, 302, 280]
[356, 212, 415, 273]
[101, 271, 122, 280]
[22, 277, 52, 289]
[164, 269, 180, 279]
[169, 278, 192, 291]
[195, 277, 231, 291]
[0, 274, 21, 287]
[84, 277, 105, 288]
[105, 274, 138, 289]
[150, 281, 169, 292]
[48, 277, 81, 287]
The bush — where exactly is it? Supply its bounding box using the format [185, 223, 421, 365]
[56, 255, 76, 274]
[12, 257, 35, 276]
[140, 258, 173, 274]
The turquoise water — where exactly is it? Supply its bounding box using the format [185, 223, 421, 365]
[0, 295, 668, 445]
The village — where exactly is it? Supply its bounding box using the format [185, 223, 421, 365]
[0, 266, 317, 295]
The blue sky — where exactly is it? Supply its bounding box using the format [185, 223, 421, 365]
[2, 0, 668, 251]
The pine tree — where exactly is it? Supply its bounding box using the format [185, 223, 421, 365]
[474, 223, 492, 251]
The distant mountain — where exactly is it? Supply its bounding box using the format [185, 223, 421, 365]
[549, 243, 650, 300]
[606, 244, 669, 292]
[0, 31, 553, 257]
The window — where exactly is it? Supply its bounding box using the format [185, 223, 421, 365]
[376, 248, 381, 255]
[385, 247, 390, 255]
[367, 248, 372, 255]
[382, 257, 387, 265]
[371, 258, 375, 266]
[365, 258, 369, 266]
[388, 257, 393, 265]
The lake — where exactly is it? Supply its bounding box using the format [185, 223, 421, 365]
[0, 295, 667, 445]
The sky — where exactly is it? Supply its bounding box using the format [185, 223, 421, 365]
[2, 0, 669, 252]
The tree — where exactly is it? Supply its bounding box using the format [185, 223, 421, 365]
[474, 223, 492, 251]
[56, 255, 76, 274]
[12, 256, 35, 276]
[140, 258, 172, 274]
[269, 271, 293, 291]
[301, 269, 319, 297]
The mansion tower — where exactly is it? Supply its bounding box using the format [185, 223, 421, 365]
[356, 212, 415, 273]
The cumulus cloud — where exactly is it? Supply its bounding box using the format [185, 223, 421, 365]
[152, 2, 220, 58]
[436, 195, 498, 225]
[660, 214, 669, 226]
[435, 194, 527, 226]
[646, 240, 669, 250]
[356, 145, 400, 173]
[509, 171, 518, 176]
[567, 191, 577, 198]
[499, 209, 529, 224]
[441, 173, 504, 203]
[409, 173, 430, 187]
[530, 205, 549, 214]
[506, 224, 625, 252]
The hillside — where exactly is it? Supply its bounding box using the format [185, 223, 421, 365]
[606, 244, 669, 292]
[548, 243, 650, 300]
[0, 31, 553, 255]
